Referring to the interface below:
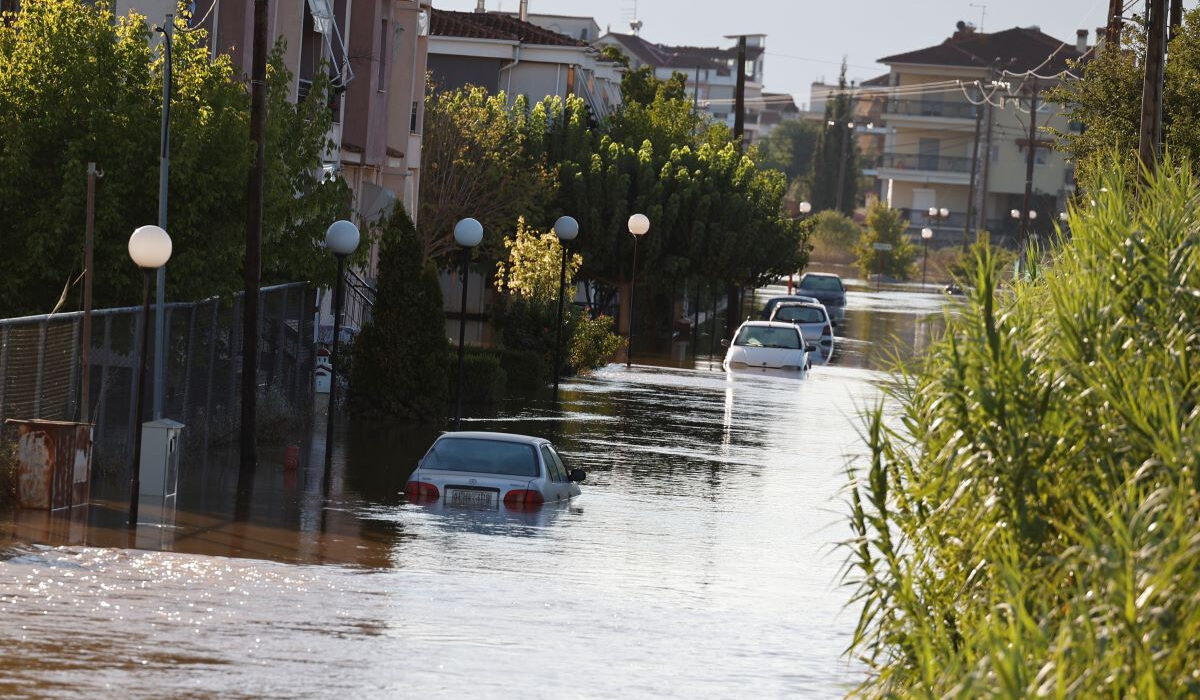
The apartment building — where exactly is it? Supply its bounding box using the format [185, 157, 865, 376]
[427, 9, 623, 120]
[874, 22, 1089, 245]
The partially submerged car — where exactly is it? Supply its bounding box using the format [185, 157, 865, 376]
[405, 432, 585, 509]
[768, 302, 835, 365]
[722, 320, 814, 373]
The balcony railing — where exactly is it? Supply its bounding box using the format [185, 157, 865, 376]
[885, 98, 978, 120]
[877, 152, 973, 173]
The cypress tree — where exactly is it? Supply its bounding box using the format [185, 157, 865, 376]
[809, 61, 860, 216]
[350, 207, 449, 420]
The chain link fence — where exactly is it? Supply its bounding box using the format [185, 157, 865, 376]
[0, 283, 317, 474]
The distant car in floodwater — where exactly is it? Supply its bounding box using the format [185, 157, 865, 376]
[405, 432, 584, 510]
[722, 320, 814, 374]
[794, 273, 847, 324]
[760, 295, 821, 321]
[768, 302, 835, 365]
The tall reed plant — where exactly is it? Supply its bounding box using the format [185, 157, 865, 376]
[845, 161, 1200, 698]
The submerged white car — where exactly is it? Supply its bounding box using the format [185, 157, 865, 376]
[405, 432, 585, 509]
[768, 302, 835, 365]
[722, 320, 814, 373]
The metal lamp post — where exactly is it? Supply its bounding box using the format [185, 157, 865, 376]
[126, 225, 173, 528]
[920, 227, 934, 288]
[790, 201, 812, 294]
[626, 213, 650, 369]
[552, 215, 579, 396]
[453, 218, 484, 430]
[322, 220, 360, 484]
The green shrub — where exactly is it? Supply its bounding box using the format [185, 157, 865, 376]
[447, 348, 507, 405]
[351, 207, 449, 421]
[855, 201, 917, 280]
[846, 161, 1200, 697]
[498, 347, 547, 394]
[570, 314, 624, 372]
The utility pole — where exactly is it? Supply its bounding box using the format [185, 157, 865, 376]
[1020, 79, 1039, 258]
[978, 100, 995, 231]
[733, 35, 746, 147]
[1105, 0, 1124, 49]
[1139, 0, 1167, 173]
[81, 163, 101, 424]
[1171, 0, 1184, 39]
[964, 103, 983, 251]
[240, 0, 268, 479]
[834, 84, 855, 214]
[728, 34, 748, 340]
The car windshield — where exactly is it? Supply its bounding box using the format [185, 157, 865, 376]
[422, 438, 538, 477]
[734, 326, 801, 349]
[773, 306, 826, 324]
[799, 276, 843, 292]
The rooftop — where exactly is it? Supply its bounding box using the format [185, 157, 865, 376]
[878, 25, 1086, 74]
[600, 32, 765, 75]
[431, 9, 586, 47]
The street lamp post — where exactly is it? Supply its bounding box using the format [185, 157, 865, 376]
[626, 213, 650, 369]
[552, 216, 579, 397]
[920, 227, 934, 288]
[126, 225, 173, 528]
[322, 220, 360, 484]
[453, 218, 484, 430]
[790, 201, 812, 294]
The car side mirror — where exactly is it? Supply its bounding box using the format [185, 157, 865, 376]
[806, 344, 818, 353]
[568, 468, 587, 483]
[720, 339, 730, 348]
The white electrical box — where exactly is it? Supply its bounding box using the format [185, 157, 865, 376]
[139, 418, 184, 498]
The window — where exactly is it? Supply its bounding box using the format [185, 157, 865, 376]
[410, 100, 419, 133]
[539, 445, 567, 482]
[422, 438, 538, 477]
[773, 306, 826, 324]
[377, 19, 388, 90]
[798, 275, 844, 292]
[734, 326, 801, 349]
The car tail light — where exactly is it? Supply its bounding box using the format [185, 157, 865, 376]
[404, 480, 439, 502]
[503, 489, 545, 508]
[822, 323, 832, 336]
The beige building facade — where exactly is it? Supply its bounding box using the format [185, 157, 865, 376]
[875, 24, 1089, 246]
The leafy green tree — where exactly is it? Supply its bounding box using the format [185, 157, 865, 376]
[809, 61, 859, 216]
[418, 86, 552, 264]
[350, 207, 448, 420]
[0, 0, 349, 316]
[758, 119, 820, 181]
[1051, 9, 1200, 187]
[494, 217, 582, 301]
[855, 202, 916, 280]
[809, 210, 860, 251]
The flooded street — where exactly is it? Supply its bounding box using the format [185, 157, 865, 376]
[0, 283, 948, 698]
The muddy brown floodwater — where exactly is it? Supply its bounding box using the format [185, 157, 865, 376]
[0, 282, 949, 698]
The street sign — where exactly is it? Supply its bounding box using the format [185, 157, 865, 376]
[872, 242, 893, 251]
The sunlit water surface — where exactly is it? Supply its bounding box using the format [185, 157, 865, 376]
[0, 285, 948, 698]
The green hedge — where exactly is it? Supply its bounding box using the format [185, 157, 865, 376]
[447, 348, 507, 406]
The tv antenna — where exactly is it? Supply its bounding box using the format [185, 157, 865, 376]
[969, 3, 987, 31]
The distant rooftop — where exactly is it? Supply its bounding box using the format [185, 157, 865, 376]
[879, 25, 1086, 74]
[600, 32, 764, 76]
[431, 9, 586, 47]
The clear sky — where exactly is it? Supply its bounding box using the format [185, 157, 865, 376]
[435, 0, 1111, 107]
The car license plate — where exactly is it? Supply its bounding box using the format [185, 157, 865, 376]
[447, 488, 498, 510]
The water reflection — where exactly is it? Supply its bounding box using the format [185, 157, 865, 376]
[0, 286, 947, 698]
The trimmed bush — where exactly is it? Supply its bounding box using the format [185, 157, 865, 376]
[447, 348, 507, 406]
[498, 347, 547, 394]
[570, 314, 624, 372]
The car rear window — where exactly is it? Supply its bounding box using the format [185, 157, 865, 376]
[773, 306, 826, 324]
[799, 276, 843, 292]
[422, 438, 538, 477]
[734, 326, 801, 349]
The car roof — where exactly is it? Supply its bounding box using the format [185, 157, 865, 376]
[800, 272, 841, 279]
[739, 320, 801, 330]
[435, 431, 547, 446]
[765, 295, 817, 303]
[773, 301, 827, 311]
